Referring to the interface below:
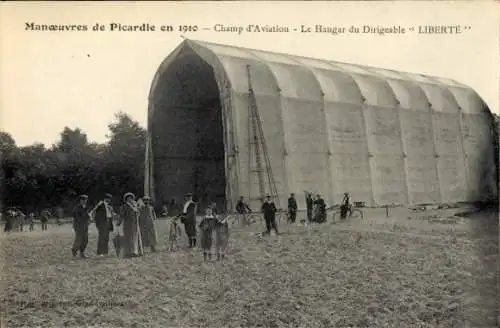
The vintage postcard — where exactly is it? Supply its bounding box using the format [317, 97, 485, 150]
[0, 1, 498, 327]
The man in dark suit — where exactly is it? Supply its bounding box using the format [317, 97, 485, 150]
[306, 192, 314, 224]
[91, 193, 115, 256]
[181, 193, 197, 248]
[261, 194, 279, 235]
[287, 193, 298, 224]
[72, 194, 90, 258]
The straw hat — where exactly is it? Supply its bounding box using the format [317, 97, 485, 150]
[123, 192, 135, 201]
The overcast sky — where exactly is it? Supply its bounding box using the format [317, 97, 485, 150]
[1, 1, 498, 147]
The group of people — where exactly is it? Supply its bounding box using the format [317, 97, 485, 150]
[6, 189, 352, 262]
[70, 191, 230, 262]
[234, 191, 338, 232]
[71, 192, 159, 259]
[3, 208, 50, 233]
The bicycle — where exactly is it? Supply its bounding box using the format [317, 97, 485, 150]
[329, 202, 365, 222]
[225, 212, 261, 226]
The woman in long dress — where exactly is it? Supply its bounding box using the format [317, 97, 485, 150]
[118, 193, 141, 258]
[138, 196, 158, 253]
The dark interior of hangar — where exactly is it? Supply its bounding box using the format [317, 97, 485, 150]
[150, 46, 226, 211]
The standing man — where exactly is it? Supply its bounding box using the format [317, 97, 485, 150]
[138, 196, 158, 253]
[181, 193, 197, 248]
[287, 193, 298, 224]
[261, 194, 279, 235]
[305, 192, 314, 224]
[71, 195, 90, 258]
[90, 193, 115, 256]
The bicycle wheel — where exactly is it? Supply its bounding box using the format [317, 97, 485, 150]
[350, 209, 364, 219]
[276, 213, 287, 225]
[332, 211, 342, 222]
[247, 214, 260, 225]
[226, 214, 239, 226]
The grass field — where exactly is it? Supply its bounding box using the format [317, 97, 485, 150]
[1, 207, 498, 328]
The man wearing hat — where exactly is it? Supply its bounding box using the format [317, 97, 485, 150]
[71, 194, 91, 258]
[180, 193, 197, 248]
[138, 196, 158, 253]
[261, 194, 279, 235]
[90, 193, 115, 256]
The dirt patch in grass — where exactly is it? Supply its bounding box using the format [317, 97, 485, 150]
[0, 211, 498, 328]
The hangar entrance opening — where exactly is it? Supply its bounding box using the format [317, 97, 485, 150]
[150, 47, 226, 212]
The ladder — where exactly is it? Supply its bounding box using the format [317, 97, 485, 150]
[246, 65, 281, 209]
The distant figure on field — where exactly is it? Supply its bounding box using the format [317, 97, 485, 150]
[180, 193, 197, 248]
[236, 196, 251, 214]
[118, 193, 141, 258]
[199, 208, 217, 261]
[3, 210, 13, 233]
[138, 196, 158, 253]
[261, 194, 279, 235]
[28, 213, 35, 231]
[90, 193, 115, 256]
[287, 193, 298, 224]
[71, 195, 90, 258]
[40, 209, 49, 231]
[340, 192, 351, 219]
[17, 211, 25, 232]
[313, 194, 327, 223]
[168, 198, 181, 218]
[305, 192, 314, 224]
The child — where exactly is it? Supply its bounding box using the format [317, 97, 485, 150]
[215, 214, 230, 261]
[199, 208, 217, 261]
[168, 216, 183, 251]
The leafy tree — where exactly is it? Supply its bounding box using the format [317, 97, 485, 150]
[103, 112, 147, 199]
[1, 112, 148, 216]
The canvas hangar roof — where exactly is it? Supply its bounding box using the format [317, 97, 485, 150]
[145, 39, 497, 210]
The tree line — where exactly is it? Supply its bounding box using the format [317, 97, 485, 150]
[1, 112, 147, 216]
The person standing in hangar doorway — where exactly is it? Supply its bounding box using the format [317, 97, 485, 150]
[236, 196, 251, 226]
[181, 193, 197, 248]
